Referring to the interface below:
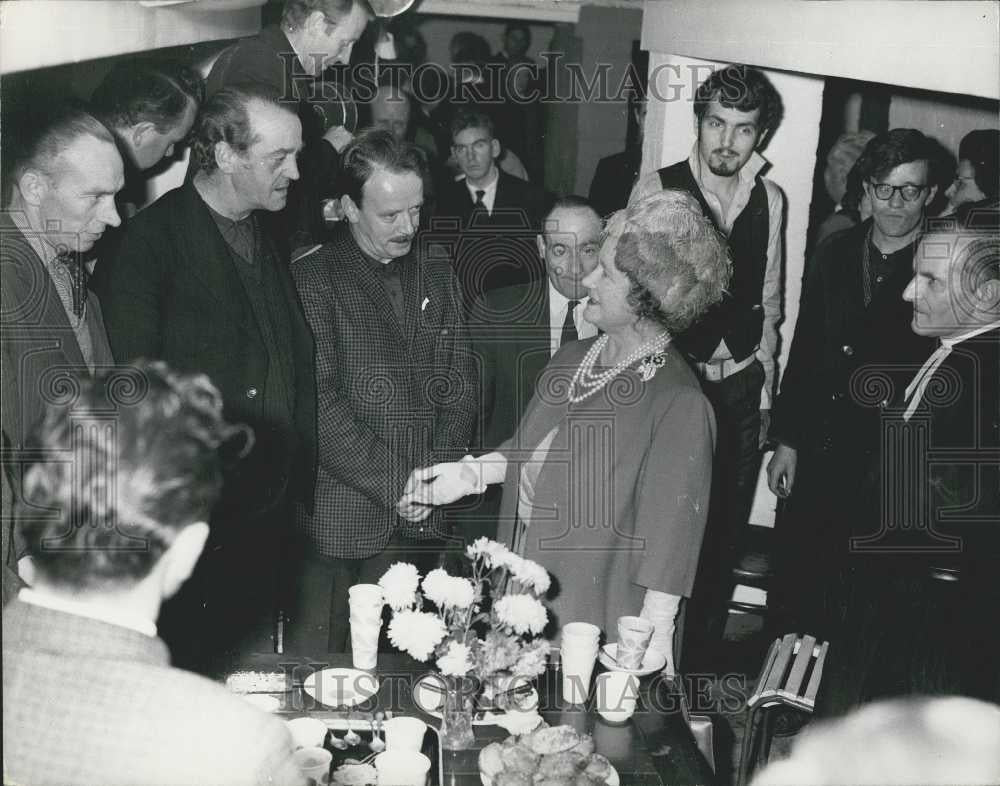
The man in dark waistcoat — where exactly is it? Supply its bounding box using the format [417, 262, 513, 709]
[766, 130, 947, 651]
[90, 86, 316, 674]
[630, 65, 785, 667]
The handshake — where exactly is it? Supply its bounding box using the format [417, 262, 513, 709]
[396, 455, 488, 522]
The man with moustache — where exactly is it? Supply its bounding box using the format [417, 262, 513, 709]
[205, 0, 373, 252]
[629, 65, 785, 665]
[766, 129, 945, 645]
[463, 196, 602, 540]
[91, 87, 316, 672]
[1, 104, 124, 600]
[287, 129, 476, 653]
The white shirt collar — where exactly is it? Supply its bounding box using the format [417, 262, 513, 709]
[940, 319, 1000, 349]
[903, 319, 1000, 421]
[19, 587, 158, 638]
[463, 167, 500, 214]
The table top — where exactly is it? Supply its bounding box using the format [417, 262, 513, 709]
[226, 653, 716, 786]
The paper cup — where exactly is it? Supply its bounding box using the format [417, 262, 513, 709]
[383, 716, 427, 752]
[348, 583, 384, 605]
[561, 645, 598, 705]
[616, 616, 653, 670]
[595, 671, 639, 722]
[374, 750, 431, 786]
[562, 622, 601, 644]
[286, 717, 328, 749]
[293, 747, 332, 784]
[349, 614, 381, 670]
[348, 586, 384, 671]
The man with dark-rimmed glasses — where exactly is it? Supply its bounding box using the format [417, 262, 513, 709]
[766, 128, 948, 646]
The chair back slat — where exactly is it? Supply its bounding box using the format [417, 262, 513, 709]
[747, 637, 781, 708]
[761, 633, 797, 694]
[782, 634, 816, 698]
[804, 640, 829, 705]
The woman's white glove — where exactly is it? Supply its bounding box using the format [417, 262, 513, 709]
[640, 589, 681, 677]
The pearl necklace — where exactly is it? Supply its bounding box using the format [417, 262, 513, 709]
[569, 333, 672, 403]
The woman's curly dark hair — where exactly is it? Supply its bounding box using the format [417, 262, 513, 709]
[610, 190, 731, 334]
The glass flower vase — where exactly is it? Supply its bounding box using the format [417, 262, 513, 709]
[439, 675, 476, 750]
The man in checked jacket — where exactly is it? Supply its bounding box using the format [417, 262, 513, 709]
[288, 129, 478, 652]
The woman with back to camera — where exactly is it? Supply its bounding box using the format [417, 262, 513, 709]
[401, 190, 731, 675]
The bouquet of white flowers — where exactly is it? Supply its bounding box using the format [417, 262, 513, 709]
[378, 537, 552, 683]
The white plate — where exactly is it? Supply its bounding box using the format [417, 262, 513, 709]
[598, 643, 667, 677]
[480, 763, 619, 786]
[413, 674, 539, 726]
[303, 668, 380, 708]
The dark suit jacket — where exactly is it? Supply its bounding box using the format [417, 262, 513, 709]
[771, 221, 934, 460]
[1, 214, 114, 592]
[2, 599, 303, 786]
[468, 279, 552, 451]
[899, 328, 1000, 561]
[433, 170, 550, 308]
[588, 148, 642, 219]
[89, 183, 316, 520]
[290, 225, 478, 559]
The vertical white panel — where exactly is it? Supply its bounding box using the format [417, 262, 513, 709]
[643, 53, 825, 526]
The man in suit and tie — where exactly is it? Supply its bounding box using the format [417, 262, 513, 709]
[434, 110, 550, 309]
[3, 361, 304, 786]
[287, 129, 477, 653]
[90, 86, 316, 673]
[460, 196, 602, 541]
[1, 103, 124, 601]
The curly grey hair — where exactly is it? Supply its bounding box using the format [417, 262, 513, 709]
[608, 189, 731, 334]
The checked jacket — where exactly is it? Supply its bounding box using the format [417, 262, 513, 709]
[291, 226, 478, 559]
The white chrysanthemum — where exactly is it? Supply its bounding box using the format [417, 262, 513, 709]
[437, 641, 473, 677]
[513, 640, 551, 678]
[465, 537, 508, 566]
[509, 557, 551, 596]
[387, 609, 447, 661]
[378, 562, 420, 611]
[422, 568, 475, 609]
[494, 594, 548, 636]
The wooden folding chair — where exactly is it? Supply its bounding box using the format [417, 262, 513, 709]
[736, 633, 829, 786]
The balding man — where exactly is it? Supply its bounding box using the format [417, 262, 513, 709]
[815, 219, 1000, 713]
[461, 196, 602, 541]
[1, 104, 124, 599]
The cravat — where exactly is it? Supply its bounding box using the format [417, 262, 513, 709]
[56, 251, 88, 318]
[903, 343, 951, 422]
[560, 300, 580, 348]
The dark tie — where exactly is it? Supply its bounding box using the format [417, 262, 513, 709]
[560, 300, 580, 348]
[472, 189, 486, 218]
[56, 251, 88, 318]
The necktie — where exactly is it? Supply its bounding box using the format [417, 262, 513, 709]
[472, 189, 486, 218]
[56, 251, 88, 318]
[560, 300, 580, 348]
